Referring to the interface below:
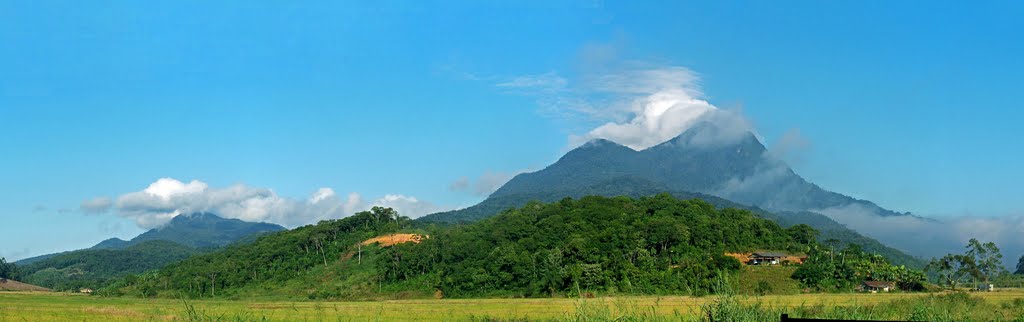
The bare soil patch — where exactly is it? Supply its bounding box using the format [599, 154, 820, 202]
[0, 278, 51, 292]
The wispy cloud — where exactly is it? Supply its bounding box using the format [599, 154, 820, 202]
[88, 178, 449, 229]
[449, 170, 527, 197]
[496, 71, 568, 92]
[502, 63, 756, 151]
[80, 196, 113, 214]
[817, 204, 1024, 264]
[768, 128, 812, 165]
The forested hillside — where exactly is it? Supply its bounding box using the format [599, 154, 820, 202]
[16, 240, 206, 291]
[382, 195, 816, 297]
[105, 207, 408, 298]
[421, 177, 924, 268]
[114, 195, 820, 299]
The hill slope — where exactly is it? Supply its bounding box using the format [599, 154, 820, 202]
[105, 207, 406, 298]
[0, 278, 51, 292]
[14, 213, 286, 290]
[17, 240, 206, 291]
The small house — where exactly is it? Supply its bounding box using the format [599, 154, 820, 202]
[977, 284, 995, 292]
[79, 288, 93, 294]
[749, 252, 788, 265]
[862, 281, 894, 293]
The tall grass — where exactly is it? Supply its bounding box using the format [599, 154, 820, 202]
[154, 287, 1024, 321]
[180, 298, 271, 322]
[557, 276, 1024, 322]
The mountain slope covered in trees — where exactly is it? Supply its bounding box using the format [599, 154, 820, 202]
[418, 122, 924, 267]
[422, 176, 923, 268]
[109, 196, 825, 299]
[17, 240, 206, 291]
[13, 213, 286, 290]
[105, 207, 407, 298]
[17, 213, 285, 266]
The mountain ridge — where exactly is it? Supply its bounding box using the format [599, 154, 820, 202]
[16, 213, 285, 264]
[419, 122, 924, 267]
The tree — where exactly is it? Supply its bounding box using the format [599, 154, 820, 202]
[926, 254, 980, 290]
[0, 257, 16, 279]
[785, 224, 819, 252]
[823, 238, 841, 266]
[965, 238, 1005, 283]
[1016, 255, 1024, 275]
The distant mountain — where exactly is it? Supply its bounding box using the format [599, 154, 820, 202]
[92, 238, 130, 250]
[18, 213, 285, 266]
[487, 122, 900, 216]
[16, 240, 206, 291]
[120, 212, 285, 249]
[419, 122, 923, 267]
[13, 213, 287, 289]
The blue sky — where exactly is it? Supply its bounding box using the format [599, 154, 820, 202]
[2, 1, 1022, 261]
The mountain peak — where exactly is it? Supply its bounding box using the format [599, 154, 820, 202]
[652, 121, 762, 151]
[581, 138, 625, 148]
[170, 212, 220, 222]
[134, 212, 285, 248]
[91, 238, 129, 250]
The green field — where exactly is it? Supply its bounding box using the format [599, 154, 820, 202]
[3, 290, 1024, 321]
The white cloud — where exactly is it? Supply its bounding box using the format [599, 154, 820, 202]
[80, 197, 113, 214]
[144, 178, 207, 200]
[342, 192, 365, 215]
[102, 178, 447, 229]
[572, 67, 766, 150]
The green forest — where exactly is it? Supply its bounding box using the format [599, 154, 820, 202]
[88, 194, 934, 300]
[378, 195, 813, 297]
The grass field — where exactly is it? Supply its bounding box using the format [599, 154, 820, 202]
[2, 290, 1024, 321]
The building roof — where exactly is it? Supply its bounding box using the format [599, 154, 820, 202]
[863, 281, 894, 288]
[751, 252, 788, 258]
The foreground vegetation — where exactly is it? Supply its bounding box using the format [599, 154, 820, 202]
[3, 289, 1024, 321]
